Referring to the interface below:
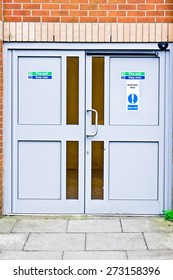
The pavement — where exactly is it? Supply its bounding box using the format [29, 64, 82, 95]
[0, 216, 173, 260]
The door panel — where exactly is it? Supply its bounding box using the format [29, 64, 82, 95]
[19, 57, 61, 125]
[66, 57, 79, 125]
[66, 141, 79, 200]
[86, 53, 164, 214]
[91, 141, 104, 200]
[18, 141, 61, 199]
[109, 142, 158, 200]
[110, 57, 159, 126]
[12, 51, 85, 214]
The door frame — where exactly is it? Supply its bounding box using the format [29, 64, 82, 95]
[3, 43, 173, 214]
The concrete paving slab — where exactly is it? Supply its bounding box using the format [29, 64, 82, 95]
[12, 219, 68, 233]
[24, 233, 85, 251]
[0, 234, 28, 250]
[86, 233, 147, 251]
[0, 251, 62, 260]
[144, 233, 173, 250]
[63, 250, 127, 260]
[121, 217, 173, 233]
[127, 250, 173, 260]
[67, 219, 121, 233]
[0, 219, 17, 233]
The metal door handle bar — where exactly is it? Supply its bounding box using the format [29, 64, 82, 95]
[87, 109, 98, 137]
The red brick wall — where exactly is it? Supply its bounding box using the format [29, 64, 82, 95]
[0, 41, 2, 216]
[0, 1, 173, 216]
[0, 0, 3, 215]
[3, 0, 173, 23]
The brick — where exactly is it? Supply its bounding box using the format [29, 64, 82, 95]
[90, 0, 107, 3]
[16, 22, 22, 41]
[4, 4, 21, 9]
[23, 17, 40, 22]
[42, 17, 60, 22]
[80, 4, 98, 11]
[70, 11, 88, 16]
[73, 23, 80, 42]
[59, 23, 66, 41]
[166, 11, 173, 16]
[99, 17, 117, 23]
[70, 0, 88, 2]
[137, 17, 155, 22]
[137, 28, 145, 40]
[61, 4, 79, 9]
[61, 17, 79, 22]
[156, 17, 173, 23]
[118, 17, 137, 23]
[32, 11, 50, 16]
[85, 23, 92, 42]
[4, 11, 12, 16]
[108, 0, 126, 3]
[79, 23, 86, 41]
[146, 0, 164, 2]
[34, 22, 41, 41]
[152, 24, 160, 41]
[23, 4, 40, 9]
[80, 17, 98, 22]
[22, 22, 28, 41]
[51, 11, 69, 16]
[66, 23, 73, 41]
[104, 23, 111, 41]
[128, 11, 145, 16]
[33, 0, 51, 2]
[52, 0, 69, 2]
[99, 4, 117, 10]
[108, 11, 126, 16]
[89, 11, 107, 16]
[123, 23, 130, 42]
[42, 4, 60, 9]
[137, 4, 155, 10]
[168, 23, 173, 41]
[149, 23, 156, 42]
[146, 11, 164, 16]
[127, 0, 145, 2]
[14, 0, 32, 2]
[156, 4, 173, 10]
[118, 5, 137, 10]
[13, 10, 31, 16]
[98, 23, 104, 41]
[129, 23, 137, 42]
[29, 22, 35, 41]
[4, 16, 21, 22]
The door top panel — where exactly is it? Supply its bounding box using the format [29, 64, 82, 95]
[109, 57, 159, 126]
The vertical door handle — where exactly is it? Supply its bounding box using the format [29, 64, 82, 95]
[87, 109, 98, 137]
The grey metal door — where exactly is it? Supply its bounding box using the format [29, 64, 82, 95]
[10, 48, 168, 215]
[12, 50, 85, 213]
[86, 52, 165, 214]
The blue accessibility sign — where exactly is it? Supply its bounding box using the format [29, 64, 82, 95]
[128, 94, 138, 104]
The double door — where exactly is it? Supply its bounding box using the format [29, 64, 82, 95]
[12, 50, 165, 214]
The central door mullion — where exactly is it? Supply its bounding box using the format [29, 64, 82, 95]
[85, 55, 92, 213]
[85, 55, 106, 213]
